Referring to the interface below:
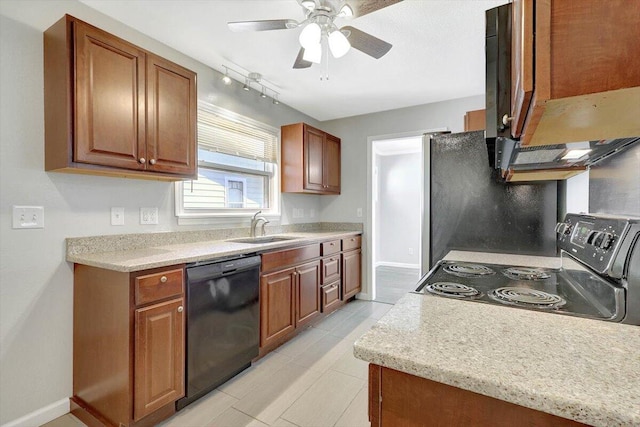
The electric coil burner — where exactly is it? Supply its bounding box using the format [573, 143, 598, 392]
[424, 282, 481, 299]
[444, 263, 495, 278]
[414, 213, 640, 325]
[489, 287, 566, 309]
[502, 267, 550, 281]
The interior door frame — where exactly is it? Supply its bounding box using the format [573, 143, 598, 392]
[366, 128, 447, 301]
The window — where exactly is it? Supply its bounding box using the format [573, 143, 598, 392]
[176, 102, 280, 222]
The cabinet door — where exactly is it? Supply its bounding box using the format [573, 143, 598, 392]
[324, 134, 341, 194]
[74, 22, 146, 170]
[134, 298, 184, 420]
[304, 126, 326, 192]
[146, 54, 197, 176]
[260, 268, 296, 348]
[296, 261, 321, 328]
[510, 0, 534, 138]
[342, 249, 362, 300]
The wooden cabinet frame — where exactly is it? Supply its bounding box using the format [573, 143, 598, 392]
[511, 0, 640, 146]
[44, 15, 196, 181]
[72, 264, 185, 427]
[281, 123, 341, 195]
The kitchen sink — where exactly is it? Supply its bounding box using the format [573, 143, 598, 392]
[228, 236, 297, 244]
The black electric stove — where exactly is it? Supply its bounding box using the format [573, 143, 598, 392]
[414, 213, 640, 325]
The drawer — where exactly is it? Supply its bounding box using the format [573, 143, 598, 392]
[321, 256, 341, 285]
[135, 268, 184, 306]
[321, 281, 341, 313]
[261, 244, 320, 273]
[342, 235, 361, 251]
[321, 240, 341, 256]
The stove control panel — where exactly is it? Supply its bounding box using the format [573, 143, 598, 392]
[557, 214, 631, 276]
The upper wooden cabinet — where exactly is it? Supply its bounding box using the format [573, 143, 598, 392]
[44, 15, 197, 180]
[281, 123, 341, 195]
[510, 0, 640, 146]
[463, 109, 486, 132]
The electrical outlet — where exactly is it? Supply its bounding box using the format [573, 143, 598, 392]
[310, 208, 315, 218]
[293, 208, 303, 219]
[357, 207, 363, 218]
[111, 207, 125, 226]
[408, 247, 414, 255]
[12, 206, 44, 229]
[140, 207, 158, 225]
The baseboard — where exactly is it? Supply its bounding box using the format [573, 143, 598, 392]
[375, 261, 420, 269]
[1, 398, 69, 427]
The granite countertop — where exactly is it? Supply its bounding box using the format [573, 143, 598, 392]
[354, 251, 640, 426]
[67, 230, 361, 272]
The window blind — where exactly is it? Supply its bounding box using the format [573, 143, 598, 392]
[198, 101, 278, 163]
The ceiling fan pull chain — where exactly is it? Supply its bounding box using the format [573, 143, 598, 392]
[321, 36, 329, 80]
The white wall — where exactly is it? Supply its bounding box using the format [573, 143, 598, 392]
[0, 1, 321, 424]
[376, 153, 421, 267]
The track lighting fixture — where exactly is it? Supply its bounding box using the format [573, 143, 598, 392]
[220, 65, 281, 105]
[221, 66, 233, 85]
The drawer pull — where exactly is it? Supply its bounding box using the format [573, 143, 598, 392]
[139, 157, 146, 164]
[350, 238, 355, 242]
[160, 276, 168, 283]
[177, 306, 183, 313]
[330, 242, 335, 246]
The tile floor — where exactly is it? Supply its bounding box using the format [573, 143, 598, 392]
[374, 265, 421, 304]
[43, 300, 392, 427]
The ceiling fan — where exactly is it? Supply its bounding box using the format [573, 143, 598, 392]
[228, 0, 403, 69]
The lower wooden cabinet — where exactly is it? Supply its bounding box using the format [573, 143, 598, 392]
[134, 298, 185, 420]
[368, 364, 586, 427]
[72, 264, 185, 427]
[259, 236, 362, 354]
[260, 260, 321, 350]
[260, 267, 296, 348]
[296, 261, 321, 328]
[321, 281, 341, 312]
[342, 248, 362, 300]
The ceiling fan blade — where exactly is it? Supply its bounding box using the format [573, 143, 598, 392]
[228, 19, 298, 32]
[342, 26, 392, 59]
[348, 0, 403, 18]
[293, 48, 313, 69]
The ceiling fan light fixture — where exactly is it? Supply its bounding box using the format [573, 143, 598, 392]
[302, 43, 322, 63]
[243, 78, 250, 91]
[299, 22, 321, 48]
[260, 86, 268, 98]
[301, 0, 316, 11]
[328, 29, 350, 58]
[338, 4, 353, 17]
[273, 94, 280, 105]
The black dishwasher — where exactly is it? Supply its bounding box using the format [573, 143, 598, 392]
[176, 255, 261, 410]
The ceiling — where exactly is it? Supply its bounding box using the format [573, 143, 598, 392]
[35, 0, 505, 121]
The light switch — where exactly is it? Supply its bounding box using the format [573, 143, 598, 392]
[356, 207, 363, 218]
[12, 206, 44, 229]
[111, 207, 125, 226]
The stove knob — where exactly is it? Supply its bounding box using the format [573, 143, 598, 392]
[599, 232, 614, 250]
[555, 222, 573, 235]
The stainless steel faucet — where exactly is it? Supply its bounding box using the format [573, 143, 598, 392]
[250, 211, 268, 237]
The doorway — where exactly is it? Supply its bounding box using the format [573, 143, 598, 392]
[371, 136, 423, 304]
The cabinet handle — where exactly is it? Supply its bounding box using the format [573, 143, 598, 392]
[139, 157, 146, 164]
[501, 114, 513, 127]
[350, 238, 355, 241]
[177, 306, 183, 313]
[149, 159, 156, 165]
[160, 276, 168, 283]
[330, 242, 335, 246]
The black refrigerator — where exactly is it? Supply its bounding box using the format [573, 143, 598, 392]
[423, 130, 558, 270]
